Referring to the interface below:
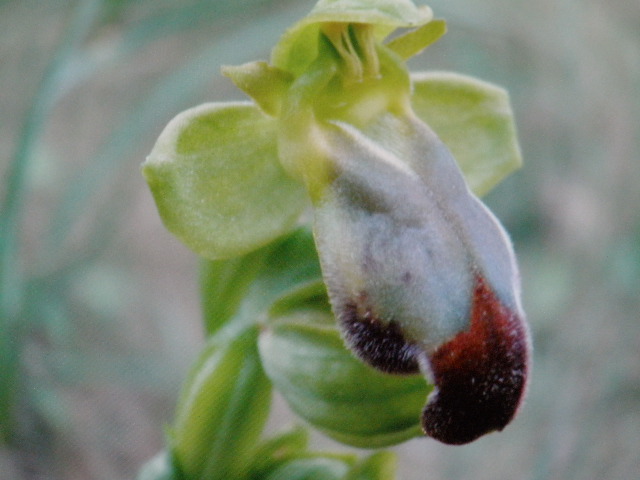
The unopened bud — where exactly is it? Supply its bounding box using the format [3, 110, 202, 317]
[259, 305, 430, 448]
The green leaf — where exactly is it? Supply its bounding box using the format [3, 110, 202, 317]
[241, 227, 324, 315]
[172, 327, 272, 480]
[142, 102, 306, 260]
[267, 279, 329, 319]
[344, 452, 397, 480]
[199, 227, 323, 338]
[410, 72, 523, 196]
[385, 19, 446, 60]
[259, 312, 430, 448]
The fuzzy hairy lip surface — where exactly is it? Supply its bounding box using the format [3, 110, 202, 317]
[339, 292, 421, 374]
[334, 274, 530, 445]
[421, 275, 530, 445]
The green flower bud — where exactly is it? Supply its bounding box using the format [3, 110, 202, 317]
[262, 456, 352, 480]
[259, 293, 430, 448]
[246, 427, 310, 479]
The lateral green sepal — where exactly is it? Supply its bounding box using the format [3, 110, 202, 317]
[143, 102, 306, 260]
[410, 71, 523, 196]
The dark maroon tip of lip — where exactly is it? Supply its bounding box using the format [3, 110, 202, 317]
[339, 294, 421, 374]
[422, 275, 530, 445]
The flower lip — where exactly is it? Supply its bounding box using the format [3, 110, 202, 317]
[311, 116, 529, 444]
[421, 274, 530, 445]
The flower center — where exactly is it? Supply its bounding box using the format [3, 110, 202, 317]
[321, 23, 380, 82]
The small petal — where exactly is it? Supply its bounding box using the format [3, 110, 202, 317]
[385, 19, 447, 60]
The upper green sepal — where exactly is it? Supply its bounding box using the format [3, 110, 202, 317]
[271, 0, 433, 76]
[142, 102, 306, 260]
[310, 0, 432, 25]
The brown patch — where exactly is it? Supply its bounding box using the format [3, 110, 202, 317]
[422, 275, 529, 445]
[339, 295, 420, 374]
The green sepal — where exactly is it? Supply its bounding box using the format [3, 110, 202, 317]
[142, 102, 306, 260]
[344, 452, 397, 480]
[385, 19, 446, 60]
[259, 299, 430, 448]
[171, 327, 272, 480]
[410, 71, 523, 196]
[271, 0, 433, 76]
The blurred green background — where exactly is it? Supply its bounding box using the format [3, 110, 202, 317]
[1, 0, 638, 479]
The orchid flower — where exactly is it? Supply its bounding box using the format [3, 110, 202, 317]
[143, 0, 530, 446]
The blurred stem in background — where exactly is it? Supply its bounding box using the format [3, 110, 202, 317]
[0, 0, 307, 470]
[0, 0, 105, 441]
